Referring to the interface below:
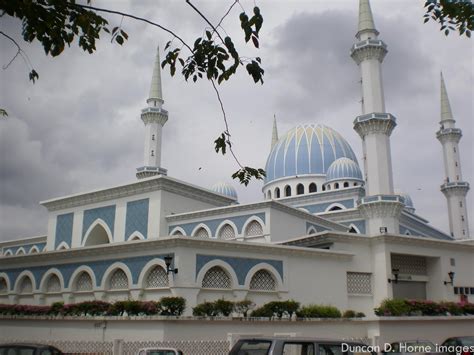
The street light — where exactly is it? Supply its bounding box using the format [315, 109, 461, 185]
[444, 271, 455, 285]
[388, 268, 399, 284]
[164, 255, 178, 274]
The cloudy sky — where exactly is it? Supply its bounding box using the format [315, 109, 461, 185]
[0, 0, 472, 241]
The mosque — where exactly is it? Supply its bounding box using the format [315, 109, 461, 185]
[0, 0, 472, 316]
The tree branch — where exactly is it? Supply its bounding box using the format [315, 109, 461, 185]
[185, 0, 226, 45]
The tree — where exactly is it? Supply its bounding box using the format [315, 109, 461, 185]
[0, 0, 265, 185]
[423, 0, 473, 37]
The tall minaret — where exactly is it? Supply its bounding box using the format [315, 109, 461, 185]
[271, 115, 279, 149]
[437, 73, 470, 239]
[136, 46, 169, 179]
[351, 0, 404, 235]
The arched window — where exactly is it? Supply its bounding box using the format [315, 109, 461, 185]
[218, 224, 235, 240]
[151, 134, 155, 141]
[171, 229, 184, 236]
[267, 190, 272, 200]
[250, 270, 276, 291]
[145, 266, 168, 288]
[285, 185, 291, 197]
[349, 226, 358, 234]
[194, 227, 209, 238]
[354, 182, 358, 186]
[18, 276, 33, 294]
[334, 183, 339, 189]
[29, 246, 39, 254]
[109, 269, 129, 290]
[151, 150, 155, 156]
[46, 274, 61, 293]
[0, 278, 8, 294]
[309, 183, 317, 193]
[202, 266, 231, 289]
[74, 272, 93, 292]
[343, 182, 349, 188]
[297, 184, 304, 195]
[328, 205, 342, 211]
[84, 223, 110, 246]
[322, 185, 326, 191]
[16, 249, 25, 255]
[275, 188, 280, 198]
[245, 220, 263, 237]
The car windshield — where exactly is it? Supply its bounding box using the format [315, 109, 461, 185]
[147, 351, 177, 355]
[0, 347, 36, 355]
[459, 337, 474, 346]
[235, 340, 271, 355]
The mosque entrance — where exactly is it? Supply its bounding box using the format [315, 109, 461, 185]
[392, 281, 427, 300]
[390, 253, 428, 300]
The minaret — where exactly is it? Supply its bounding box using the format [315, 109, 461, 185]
[351, 0, 403, 235]
[437, 73, 470, 239]
[271, 115, 279, 149]
[136, 46, 169, 179]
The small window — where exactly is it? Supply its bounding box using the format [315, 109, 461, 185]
[275, 187, 280, 198]
[151, 150, 155, 156]
[267, 190, 272, 199]
[309, 183, 317, 193]
[151, 134, 155, 141]
[450, 258, 456, 267]
[461, 216, 464, 221]
[285, 185, 291, 197]
[327, 185, 331, 190]
[463, 230, 465, 235]
[297, 183, 304, 195]
[454, 147, 456, 152]
[460, 201, 463, 207]
[455, 162, 458, 167]
[354, 182, 358, 186]
[456, 175, 459, 180]
[322, 185, 326, 191]
[343, 182, 349, 188]
[334, 183, 339, 189]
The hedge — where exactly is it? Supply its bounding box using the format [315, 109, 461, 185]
[374, 299, 474, 316]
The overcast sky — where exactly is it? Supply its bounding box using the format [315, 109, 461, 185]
[0, 0, 472, 241]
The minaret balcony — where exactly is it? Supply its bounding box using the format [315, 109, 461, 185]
[141, 107, 169, 125]
[136, 166, 168, 179]
[441, 181, 470, 194]
[350, 39, 387, 64]
[141, 107, 168, 115]
[357, 194, 405, 220]
[436, 127, 462, 143]
[353, 112, 397, 137]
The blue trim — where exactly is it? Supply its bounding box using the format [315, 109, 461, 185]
[196, 254, 283, 285]
[82, 205, 116, 241]
[4, 242, 46, 255]
[169, 212, 265, 236]
[55, 213, 74, 249]
[306, 222, 330, 233]
[341, 220, 366, 234]
[298, 199, 355, 214]
[125, 199, 149, 239]
[1, 254, 172, 290]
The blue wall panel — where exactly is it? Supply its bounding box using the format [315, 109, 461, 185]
[125, 199, 149, 239]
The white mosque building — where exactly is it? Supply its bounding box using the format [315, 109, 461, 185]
[0, 0, 472, 316]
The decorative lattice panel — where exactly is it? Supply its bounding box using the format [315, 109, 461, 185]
[109, 269, 129, 290]
[145, 266, 169, 288]
[391, 254, 427, 275]
[194, 227, 209, 238]
[46, 275, 61, 293]
[75, 272, 93, 291]
[19, 277, 32, 294]
[172, 230, 184, 236]
[347, 272, 372, 294]
[202, 266, 231, 289]
[250, 270, 276, 291]
[245, 221, 263, 237]
[0, 278, 7, 293]
[123, 340, 230, 355]
[218, 224, 235, 240]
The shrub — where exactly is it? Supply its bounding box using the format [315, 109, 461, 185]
[214, 299, 234, 316]
[250, 305, 273, 318]
[261, 300, 300, 319]
[342, 310, 356, 318]
[355, 312, 366, 318]
[374, 299, 410, 316]
[49, 301, 64, 315]
[297, 304, 341, 318]
[233, 299, 255, 317]
[158, 297, 186, 316]
[0, 304, 15, 315]
[192, 301, 218, 317]
[439, 301, 463, 315]
[461, 302, 474, 315]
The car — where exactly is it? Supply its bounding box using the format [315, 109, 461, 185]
[0, 343, 64, 355]
[228, 337, 376, 355]
[440, 336, 474, 355]
[382, 340, 437, 355]
[137, 348, 183, 355]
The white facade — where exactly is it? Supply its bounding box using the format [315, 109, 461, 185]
[0, 0, 472, 321]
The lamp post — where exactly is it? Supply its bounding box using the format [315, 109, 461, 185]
[164, 255, 178, 274]
[444, 271, 455, 285]
[388, 268, 399, 284]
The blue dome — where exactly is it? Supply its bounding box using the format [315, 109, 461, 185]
[211, 182, 238, 200]
[326, 157, 363, 182]
[265, 124, 359, 183]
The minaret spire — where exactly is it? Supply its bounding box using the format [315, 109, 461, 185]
[271, 115, 279, 149]
[147, 46, 164, 106]
[136, 46, 169, 179]
[357, 0, 379, 39]
[351, 0, 403, 236]
[436, 74, 470, 239]
[440, 72, 454, 122]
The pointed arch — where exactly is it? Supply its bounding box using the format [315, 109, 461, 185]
[170, 226, 186, 236]
[138, 259, 170, 289]
[296, 183, 304, 195]
[243, 216, 264, 237]
[348, 224, 361, 234]
[307, 227, 317, 235]
[196, 260, 238, 289]
[127, 232, 145, 241]
[15, 271, 36, 294]
[29, 246, 40, 254]
[3, 249, 13, 257]
[284, 185, 292, 197]
[274, 187, 280, 198]
[325, 203, 346, 212]
[309, 183, 317, 193]
[56, 241, 70, 250]
[0, 273, 11, 294]
[83, 219, 113, 247]
[244, 263, 283, 290]
[216, 220, 238, 240]
[16, 247, 26, 256]
[101, 262, 132, 290]
[191, 224, 212, 238]
[40, 269, 64, 293]
[69, 266, 97, 291]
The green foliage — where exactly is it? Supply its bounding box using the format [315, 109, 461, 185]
[374, 299, 469, 316]
[374, 298, 411, 316]
[158, 297, 186, 316]
[250, 300, 300, 319]
[439, 301, 463, 315]
[355, 312, 366, 318]
[249, 305, 273, 318]
[297, 304, 341, 318]
[192, 301, 219, 317]
[49, 301, 65, 315]
[342, 309, 356, 318]
[233, 299, 255, 317]
[232, 167, 266, 186]
[214, 299, 234, 316]
[423, 0, 473, 37]
[0, 108, 7, 117]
